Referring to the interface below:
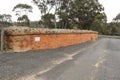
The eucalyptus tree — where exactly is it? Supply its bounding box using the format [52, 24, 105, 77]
[57, 0, 72, 29]
[17, 15, 30, 26]
[0, 14, 12, 27]
[56, 0, 104, 29]
[33, 0, 48, 16]
[110, 13, 120, 34]
[13, 4, 32, 26]
[113, 13, 120, 22]
[32, 0, 61, 28]
[32, 0, 104, 29]
[41, 13, 55, 28]
[68, 0, 104, 29]
[91, 12, 108, 34]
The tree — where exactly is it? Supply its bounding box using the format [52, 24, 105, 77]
[17, 15, 30, 26]
[91, 12, 108, 34]
[41, 13, 55, 28]
[47, 0, 61, 28]
[110, 13, 120, 34]
[68, 0, 104, 29]
[57, 0, 72, 29]
[33, 0, 104, 30]
[0, 14, 12, 27]
[56, 0, 104, 29]
[32, 0, 61, 28]
[33, 0, 48, 16]
[108, 22, 120, 34]
[13, 4, 32, 26]
[113, 13, 120, 22]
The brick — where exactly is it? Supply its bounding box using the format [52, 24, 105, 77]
[5, 28, 98, 52]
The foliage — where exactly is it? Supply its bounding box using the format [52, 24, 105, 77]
[113, 13, 120, 22]
[109, 13, 120, 34]
[0, 14, 12, 27]
[13, 4, 32, 26]
[91, 12, 109, 34]
[32, 0, 104, 29]
[109, 22, 120, 34]
[41, 13, 55, 28]
[17, 15, 30, 26]
[69, 0, 104, 29]
[11, 0, 120, 35]
[32, 0, 61, 28]
[13, 4, 32, 16]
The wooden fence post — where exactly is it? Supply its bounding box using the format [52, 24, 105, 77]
[1, 27, 4, 51]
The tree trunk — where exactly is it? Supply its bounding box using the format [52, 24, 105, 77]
[54, 6, 57, 29]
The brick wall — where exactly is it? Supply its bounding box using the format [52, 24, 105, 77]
[5, 27, 98, 52]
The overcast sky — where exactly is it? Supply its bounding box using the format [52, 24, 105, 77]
[0, 0, 120, 22]
[99, 0, 120, 22]
[0, 0, 40, 21]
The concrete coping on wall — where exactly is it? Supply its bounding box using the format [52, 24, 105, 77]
[4, 26, 98, 36]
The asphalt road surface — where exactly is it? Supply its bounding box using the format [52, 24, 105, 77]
[0, 38, 120, 80]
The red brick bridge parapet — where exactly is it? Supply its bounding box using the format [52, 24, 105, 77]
[4, 26, 98, 52]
